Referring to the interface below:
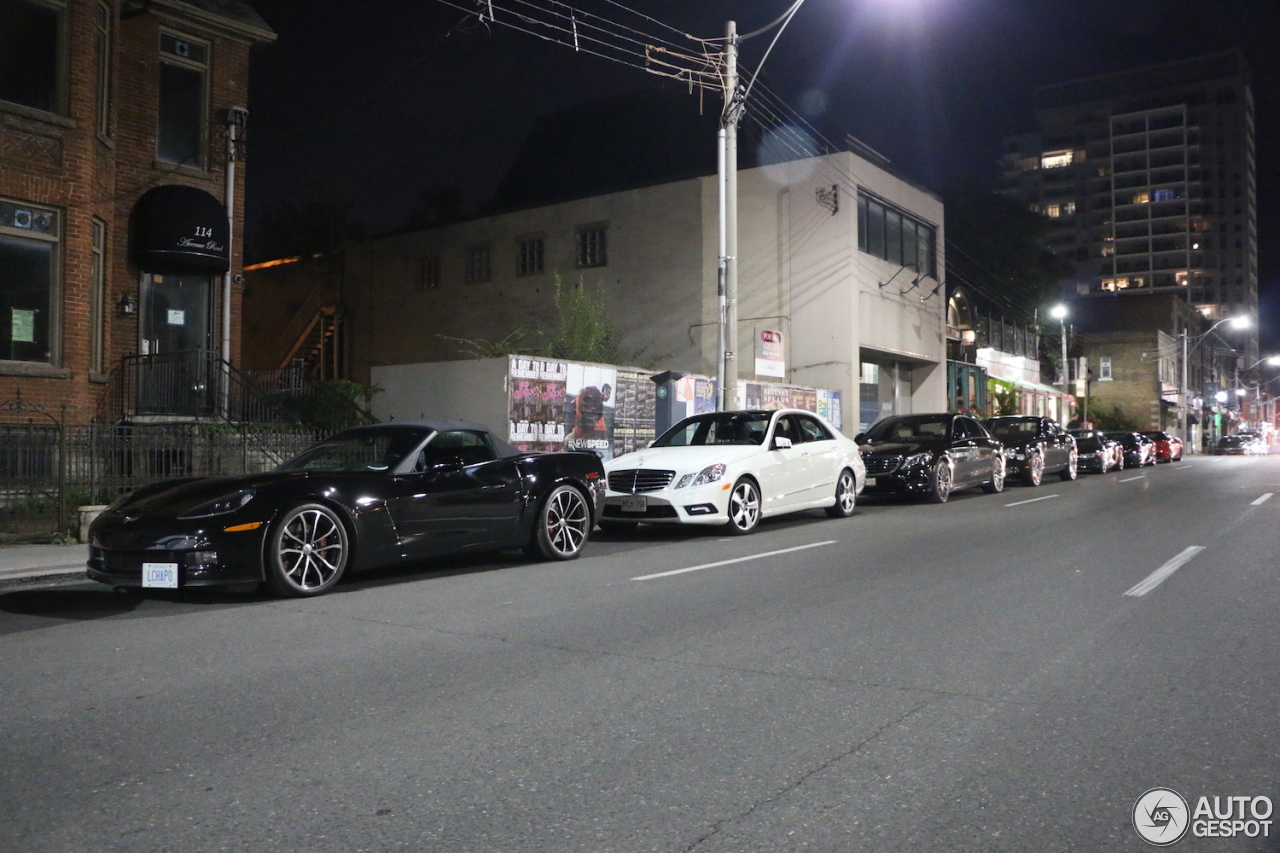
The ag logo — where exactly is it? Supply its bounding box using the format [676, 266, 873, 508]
[1134, 788, 1190, 846]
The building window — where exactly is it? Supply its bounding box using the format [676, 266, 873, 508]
[576, 225, 608, 268]
[90, 218, 105, 373]
[94, 1, 111, 137]
[1040, 150, 1074, 169]
[857, 190, 937, 278]
[0, 198, 60, 364]
[464, 245, 491, 283]
[0, 0, 65, 114]
[1099, 356, 1112, 381]
[517, 238, 544, 276]
[419, 256, 440, 290]
[157, 30, 209, 167]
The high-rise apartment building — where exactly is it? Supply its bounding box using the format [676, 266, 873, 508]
[1000, 51, 1256, 356]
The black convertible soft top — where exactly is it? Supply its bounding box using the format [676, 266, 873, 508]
[337, 420, 522, 458]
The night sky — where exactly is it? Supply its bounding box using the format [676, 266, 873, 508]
[243, 0, 1280, 344]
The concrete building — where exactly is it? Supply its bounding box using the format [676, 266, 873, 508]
[246, 99, 947, 435]
[1000, 51, 1257, 359]
[0, 0, 275, 423]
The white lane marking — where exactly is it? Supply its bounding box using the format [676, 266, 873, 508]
[1004, 494, 1061, 508]
[1123, 546, 1206, 597]
[1119, 475, 1147, 483]
[631, 540, 838, 581]
[1252, 493, 1273, 505]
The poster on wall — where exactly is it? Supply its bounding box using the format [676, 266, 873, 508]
[508, 356, 568, 451]
[612, 368, 656, 457]
[740, 380, 842, 431]
[563, 362, 617, 459]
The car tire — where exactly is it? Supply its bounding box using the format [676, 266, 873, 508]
[1022, 452, 1044, 487]
[526, 484, 591, 561]
[598, 519, 639, 534]
[926, 460, 952, 504]
[1059, 449, 1078, 481]
[981, 454, 1006, 494]
[724, 478, 761, 534]
[825, 469, 858, 518]
[265, 502, 350, 598]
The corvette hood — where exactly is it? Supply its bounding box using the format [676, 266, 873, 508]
[107, 470, 311, 516]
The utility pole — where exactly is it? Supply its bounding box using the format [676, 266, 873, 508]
[1181, 330, 1191, 452]
[717, 20, 740, 411]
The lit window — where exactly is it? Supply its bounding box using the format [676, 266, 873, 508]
[157, 30, 209, 167]
[1132, 192, 1150, 204]
[0, 0, 65, 114]
[1045, 204, 1061, 218]
[1041, 150, 1074, 169]
[517, 238, 544, 276]
[1099, 357, 1113, 381]
[1153, 189, 1175, 202]
[1063, 201, 1076, 215]
[576, 225, 607, 268]
[464, 245, 490, 283]
[0, 198, 60, 364]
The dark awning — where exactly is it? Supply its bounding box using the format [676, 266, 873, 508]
[131, 185, 229, 272]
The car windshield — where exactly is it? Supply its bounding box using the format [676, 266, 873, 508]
[1219, 436, 1242, 446]
[652, 412, 772, 447]
[863, 415, 952, 442]
[987, 419, 1039, 439]
[278, 428, 431, 472]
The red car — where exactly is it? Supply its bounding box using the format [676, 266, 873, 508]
[1140, 430, 1184, 462]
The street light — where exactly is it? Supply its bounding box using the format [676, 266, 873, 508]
[1050, 304, 1068, 423]
[1180, 314, 1249, 453]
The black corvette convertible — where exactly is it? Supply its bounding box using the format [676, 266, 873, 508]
[87, 421, 605, 597]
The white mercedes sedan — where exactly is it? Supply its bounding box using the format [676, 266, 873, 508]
[601, 409, 865, 535]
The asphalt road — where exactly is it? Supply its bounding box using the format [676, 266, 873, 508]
[2, 455, 1278, 852]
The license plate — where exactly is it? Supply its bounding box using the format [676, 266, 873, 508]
[142, 562, 178, 589]
[620, 495, 647, 513]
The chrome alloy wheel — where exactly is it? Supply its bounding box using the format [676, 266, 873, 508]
[536, 485, 590, 559]
[269, 504, 349, 596]
[726, 479, 761, 534]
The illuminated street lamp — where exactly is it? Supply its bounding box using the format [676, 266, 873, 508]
[1050, 304, 1068, 423]
[1180, 314, 1249, 452]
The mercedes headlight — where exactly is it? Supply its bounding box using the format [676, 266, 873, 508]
[178, 489, 256, 519]
[675, 463, 727, 489]
[902, 453, 931, 469]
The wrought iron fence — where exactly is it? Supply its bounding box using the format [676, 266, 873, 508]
[0, 422, 324, 541]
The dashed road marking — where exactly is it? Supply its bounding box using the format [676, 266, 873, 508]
[632, 540, 838, 581]
[1004, 494, 1060, 508]
[1123, 546, 1205, 597]
[1251, 493, 1273, 506]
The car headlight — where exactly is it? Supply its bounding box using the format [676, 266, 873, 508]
[902, 452, 931, 469]
[178, 489, 256, 519]
[1008, 448, 1027, 461]
[676, 463, 727, 488]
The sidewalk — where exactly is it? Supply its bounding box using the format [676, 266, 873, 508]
[0, 543, 89, 583]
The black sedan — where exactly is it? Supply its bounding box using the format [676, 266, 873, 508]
[1215, 435, 1253, 456]
[1069, 429, 1122, 473]
[88, 421, 605, 597]
[1106, 431, 1156, 468]
[857, 413, 1005, 503]
[985, 416, 1077, 485]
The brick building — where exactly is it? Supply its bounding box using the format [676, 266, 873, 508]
[0, 0, 274, 423]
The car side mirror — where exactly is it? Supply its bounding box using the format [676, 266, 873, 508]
[854, 433, 866, 444]
[773, 436, 793, 450]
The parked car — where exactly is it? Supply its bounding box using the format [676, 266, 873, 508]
[1107, 431, 1156, 467]
[1140, 430, 1184, 462]
[601, 409, 865, 535]
[857, 413, 1005, 503]
[1215, 435, 1253, 456]
[1070, 429, 1123, 473]
[88, 421, 605, 597]
[1236, 432, 1268, 455]
[985, 416, 1077, 485]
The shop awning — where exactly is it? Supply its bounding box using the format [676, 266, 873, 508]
[1012, 378, 1072, 397]
[131, 185, 229, 272]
